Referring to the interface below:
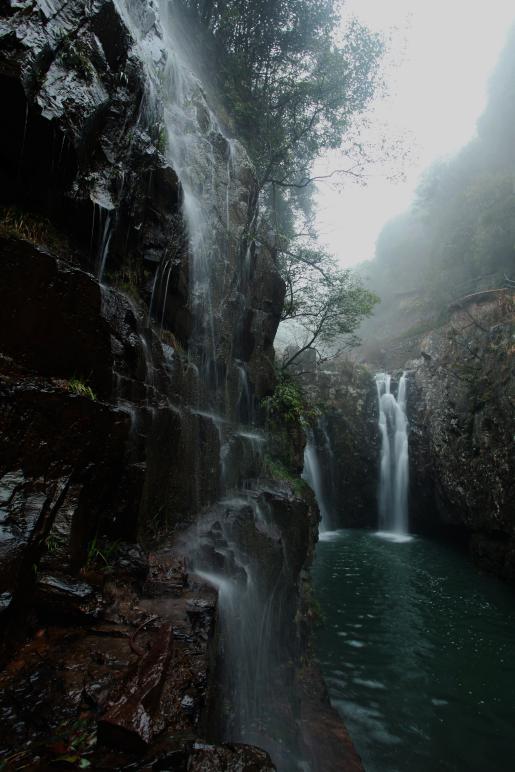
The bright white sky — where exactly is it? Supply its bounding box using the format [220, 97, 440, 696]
[315, 0, 515, 267]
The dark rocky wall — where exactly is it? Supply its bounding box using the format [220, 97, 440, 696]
[0, 2, 363, 770]
[406, 292, 515, 579]
[302, 360, 380, 529]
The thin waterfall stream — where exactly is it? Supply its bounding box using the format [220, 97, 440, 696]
[302, 419, 338, 534]
[303, 431, 331, 532]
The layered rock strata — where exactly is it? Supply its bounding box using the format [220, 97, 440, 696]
[0, 1, 363, 769]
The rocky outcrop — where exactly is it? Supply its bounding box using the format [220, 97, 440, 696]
[0, 0, 167, 268]
[301, 359, 379, 529]
[0, 229, 293, 769]
[406, 291, 515, 579]
[0, 3, 363, 770]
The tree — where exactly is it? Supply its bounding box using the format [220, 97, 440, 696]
[279, 246, 378, 370]
[181, 0, 384, 190]
[180, 0, 384, 366]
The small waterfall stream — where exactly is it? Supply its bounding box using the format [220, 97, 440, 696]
[375, 372, 409, 536]
[303, 425, 335, 533]
[303, 434, 330, 532]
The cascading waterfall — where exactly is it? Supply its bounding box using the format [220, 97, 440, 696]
[109, 4, 303, 767]
[113, 0, 246, 396]
[190, 496, 290, 757]
[375, 372, 409, 535]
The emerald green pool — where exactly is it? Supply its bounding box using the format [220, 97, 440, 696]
[313, 530, 515, 772]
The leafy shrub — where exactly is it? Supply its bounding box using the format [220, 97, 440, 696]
[261, 374, 319, 427]
[68, 378, 96, 400]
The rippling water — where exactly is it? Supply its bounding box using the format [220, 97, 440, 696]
[313, 530, 515, 772]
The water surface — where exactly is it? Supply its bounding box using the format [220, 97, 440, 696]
[313, 530, 515, 772]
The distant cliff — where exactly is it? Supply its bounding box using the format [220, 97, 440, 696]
[406, 291, 515, 580]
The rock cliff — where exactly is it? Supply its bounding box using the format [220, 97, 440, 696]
[0, 1, 362, 769]
[406, 291, 515, 579]
[300, 359, 379, 530]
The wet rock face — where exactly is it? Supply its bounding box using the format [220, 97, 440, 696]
[0, 236, 115, 397]
[407, 293, 515, 578]
[0, 381, 131, 623]
[0, 549, 222, 770]
[0, 0, 190, 343]
[0, 0, 284, 395]
[0, 0, 153, 242]
[302, 361, 380, 529]
[0, 232, 235, 634]
[0, 3, 349, 770]
[186, 481, 321, 765]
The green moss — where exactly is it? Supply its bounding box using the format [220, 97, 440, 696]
[261, 373, 320, 427]
[156, 124, 168, 153]
[68, 378, 96, 400]
[109, 263, 143, 304]
[263, 454, 309, 496]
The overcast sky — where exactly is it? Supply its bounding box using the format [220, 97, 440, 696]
[315, 0, 515, 267]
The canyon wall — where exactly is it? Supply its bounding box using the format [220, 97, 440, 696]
[406, 291, 515, 578]
[0, 2, 362, 770]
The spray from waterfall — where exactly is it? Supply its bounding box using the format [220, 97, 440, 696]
[375, 372, 409, 536]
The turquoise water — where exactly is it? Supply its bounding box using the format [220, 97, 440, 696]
[313, 530, 515, 772]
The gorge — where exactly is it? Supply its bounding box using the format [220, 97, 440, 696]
[0, 1, 514, 771]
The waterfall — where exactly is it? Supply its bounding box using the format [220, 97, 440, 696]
[105, 5, 306, 766]
[190, 497, 285, 749]
[375, 372, 409, 535]
[303, 429, 332, 532]
[112, 0, 249, 398]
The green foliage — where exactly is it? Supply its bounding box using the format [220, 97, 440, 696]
[280, 247, 379, 367]
[262, 374, 319, 427]
[263, 454, 309, 497]
[302, 580, 325, 626]
[0, 717, 96, 769]
[45, 533, 62, 555]
[262, 375, 318, 485]
[59, 39, 95, 82]
[68, 378, 96, 401]
[182, 0, 384, 190]
[156, 123, 168, 154]
[179, 0, 385, 363]
[85, 536, 120, 570]
[113, 264, 142, 303]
